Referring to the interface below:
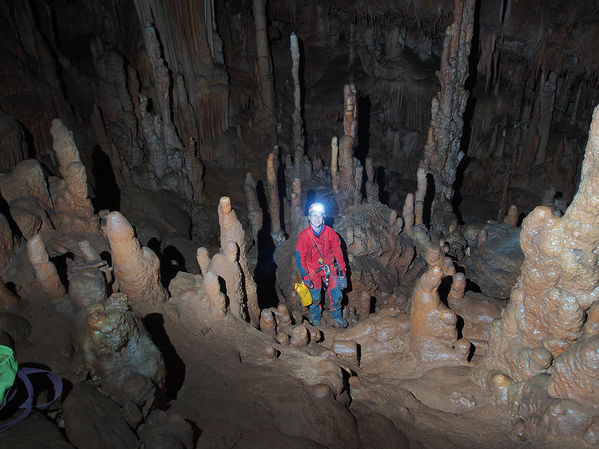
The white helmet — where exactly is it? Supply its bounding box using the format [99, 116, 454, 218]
[308, 202, 325, 216]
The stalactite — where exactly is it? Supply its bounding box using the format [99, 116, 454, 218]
[268, 0, 296, 25]
[384, 84, 431, 133]
[134, 0, 229, 144]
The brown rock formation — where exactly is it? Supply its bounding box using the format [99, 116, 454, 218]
[105, 211, 168, 303]
[336, 83, 360, 209]
[266, 152, 285, 245]
[49, 119, 99, 233]
[0, 160, 54, 239]
[419, 0, 475, 233]
[203, 271, 227, 319]
[473, 105, 599, 446]
[409, 246, 470, 364]
[206, 241, 247, 321]
[243, 173, 263, 243]
[26, 233, 66, 300]
[82, 293, 165, 420]
[218, 196, 260, 326]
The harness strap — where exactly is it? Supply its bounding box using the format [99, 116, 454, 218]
[0, 368, 63, 433]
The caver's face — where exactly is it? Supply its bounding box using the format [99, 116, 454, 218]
[309, 212, 324, 228]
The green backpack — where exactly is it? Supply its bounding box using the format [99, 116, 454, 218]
[0, 346, 17, 410]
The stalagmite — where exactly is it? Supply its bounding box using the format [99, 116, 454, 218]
[253, 0, 276, 143]
[243, 173, 263, 243]
[260, 309, 277, 337]
[290, 326, 309, 349]
[414, 168, 427, 227]
[207, 241, 246, 321]
[364, 158, 378, 203]
[402, 193, 415, 238]
[203, 271, 227, 318]
[82, 293, 165, 419]
[0, 160, 53, 212]
[26, 234, 66, 300]
[418, 0, 475, 233]
[105, 212, 168, 303]
[503, 205, 519, 226]
[331, 136, 339, 194]
[217, 197, 259, 326]
[357, 291, 371, 321]
[196, 247, 210, 276]
[267, 152, 285, 245]
[474, 105, 599, 444]
[290, 33, 305, 181]
[336, 83, 360, 209]
[49, 119, 99, 233]
[409, 246, 470, 364]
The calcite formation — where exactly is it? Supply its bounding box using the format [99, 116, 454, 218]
[203, 271, 227, 318]
[409, 246, 470, 364]
[105, 211, 168, 303]
[49, 119, 99, 233]
[82, 293, 165, 419]
[217, 197, 259, 325]
[206, 241, 246, 321]
[474, 105, 599, 445]
[0, 160, 54, 238]
[0, 213, 15, 274]
[26, 233, 66, 300]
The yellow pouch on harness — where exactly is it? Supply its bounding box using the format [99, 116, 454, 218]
[294, 282, 313, 306]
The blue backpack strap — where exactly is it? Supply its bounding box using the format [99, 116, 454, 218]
[19, 367, 63, 410]
[0, 367, 63, 433]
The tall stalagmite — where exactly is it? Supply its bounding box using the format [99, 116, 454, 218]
[217, 197, 260, 327]
[419, 0, 475, 233]
[476, 105, 599, 444]
[336, 83, 360, 209]
[253, 0, 277, 144]
[290, 33, 305, 182]
[105, 211, 168, 304]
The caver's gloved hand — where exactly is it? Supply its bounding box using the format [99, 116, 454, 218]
[338, 272, 347, 289]
[303, 276, 314, 289]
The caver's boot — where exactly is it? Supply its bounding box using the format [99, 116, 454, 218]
[309, 302, 322, 326]
[333, 315, 348, 328]
[329, 288, 348, 328]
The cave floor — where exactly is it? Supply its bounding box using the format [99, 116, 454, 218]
[154, 299, 529, 449]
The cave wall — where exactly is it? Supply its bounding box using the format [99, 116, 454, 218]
[265, 0, 599, 216]
[0, 0, 598, 229]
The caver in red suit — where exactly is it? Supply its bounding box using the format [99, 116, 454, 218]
[295, 202, 348, 328]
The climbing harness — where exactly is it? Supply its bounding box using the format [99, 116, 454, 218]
[309, 234, 346, 289]
[0, 345, 63, 433]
